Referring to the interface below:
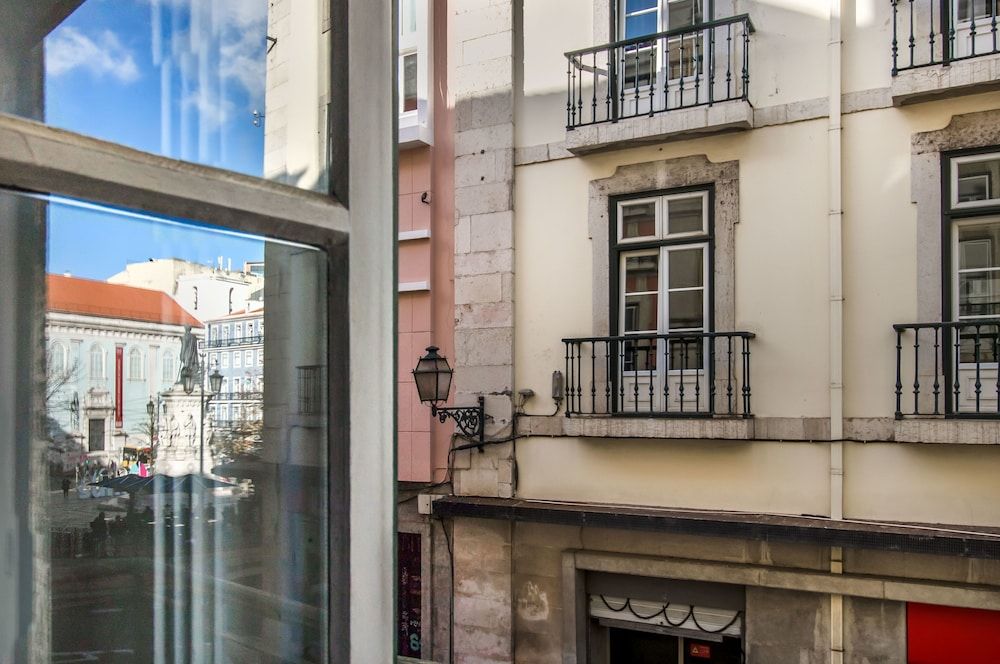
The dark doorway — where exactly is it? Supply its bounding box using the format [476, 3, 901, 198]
[88, 418, 105, 452]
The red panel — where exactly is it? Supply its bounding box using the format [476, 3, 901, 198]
[908, 603, 1000, 663]
[114, 347, 124, 429]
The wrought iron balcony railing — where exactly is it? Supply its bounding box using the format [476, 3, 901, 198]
[201, 334, 263, 349]
[894, 320, 1000, 418]
[891, 0, 1000, 73]
[564, 15, 754, 131]
[562, 331, 755, 418]
[214, 391, 263, 402]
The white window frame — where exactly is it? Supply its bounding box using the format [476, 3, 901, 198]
[50, 341, 67, 377]
[951, 216, 1000, 367]
[221, 352, 230, 369]
[398, 0, 433, 147]
[89, 345, 106, 380]
[0, 1, 394, 658]
[951, 152, 1000, 209]
[233, 350, 242, 368]
[163, 351, 175, 383]
[128, 348, 143, 381]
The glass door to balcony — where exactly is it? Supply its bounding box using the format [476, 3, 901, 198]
[952, 0, 998, 59]
[619, 195, 709, 414]
[619, 0, 708, 117]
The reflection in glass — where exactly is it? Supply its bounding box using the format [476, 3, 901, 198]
[40, 193, 329, 663]
[403, 53, 419, 113]
[624, 254, 659, 293]
[668, 290, 704, 329]
[621, 203, 657, 240]
[667, 196, 704, 235]
[668, 248, 703, 289]
[956, 158, 1000, 204]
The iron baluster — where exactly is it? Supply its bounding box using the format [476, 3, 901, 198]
[892, 0, 900, 73]
[694, 338, 702, 413]
[605, 340, 612, 414]
[726, 22, 733, 97]
[570, 59, 577, 127]
[933, 326, 940, 415]
[591, 52, 598, 124]
[632, 342, 639, 412]
[992, 2, 998, 54]
[726, 335, 734, 414]
[708, 24, 715, 106]
[909, 0, 916, 68]
[679, 339, 687, 414]
[971, 6, 978, 57]
[606, 47, 613, 122]
[913, 327, 921, 414]
[929, 0, 936, 62]
[591, 342, 597, 414]
[648, 340, 655, 412]
[954, 327, 961, 413]
[564, 342, 571, 415]
[975, 325, 983, 412]
[709, 337, 717, 415]
[679, 39, 686, 108]
[694, 39, 702, 105]
[648, 48, 656, 116]
[566, 59, 572, 128]
[619, 339, 626, 415]
[663, 338, 670, 413]
[577, 59, 584, 125]
[894, 329, 903, 417]
[740, 336, 751, 417]
[741, 22, 750, 99]
[664, 39, 671, 111]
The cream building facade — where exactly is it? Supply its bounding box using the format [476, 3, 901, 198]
[426, 1, 1000, 662]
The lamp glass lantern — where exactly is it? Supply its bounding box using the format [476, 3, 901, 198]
[146, 399, 155, 417]
[412, 346, 453, 405]
[209, 368, 223, 395]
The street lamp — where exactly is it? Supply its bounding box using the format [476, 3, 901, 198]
[181, 358, 223, 474]
[412, 346, 484, 445]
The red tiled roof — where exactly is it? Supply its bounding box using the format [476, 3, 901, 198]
[47, 274, 203, 328]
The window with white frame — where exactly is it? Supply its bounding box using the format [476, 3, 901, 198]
[257, 349, 263, 366]
[235, 322, 243, 339]
[398, 0, 432, 145]
[619, 0, 707, 89]
[163, 350, 175, 383]
[89, 344, 106, 380]
[233, 377, 242, 394]
[234, 349, 242, 368]
[614, 189, 711, 377]
[948, 151, 1000, 367]
[50, 341, 68, 377]
[221, 352, 230, 369]
[245, 350, 253, 367]
[128, 348, 143, 380]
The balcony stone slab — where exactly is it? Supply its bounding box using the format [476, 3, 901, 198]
[521, 414, 754, 440]
[894, 418, 1000, 444]
[564, 100, 754, 155]
[891, 54, 1000, 105]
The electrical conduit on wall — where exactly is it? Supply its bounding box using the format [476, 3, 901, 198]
[828, 0, 845, 662]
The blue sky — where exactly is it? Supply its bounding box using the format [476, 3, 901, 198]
[44, 0, 267, 279]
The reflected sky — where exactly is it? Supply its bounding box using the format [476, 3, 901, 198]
[44, 0, 267, 278]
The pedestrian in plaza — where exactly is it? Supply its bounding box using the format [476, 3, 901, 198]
[61, 477, 70, 501]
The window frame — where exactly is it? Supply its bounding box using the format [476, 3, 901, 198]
[0, 1, 394, 660]
[941, 147, 1000, 415]
[610, 186, 715, 409]
[127, 347, 143, 381]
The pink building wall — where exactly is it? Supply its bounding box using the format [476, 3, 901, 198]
[397, 0, 454, 483]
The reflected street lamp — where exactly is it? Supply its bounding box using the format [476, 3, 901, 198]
[412, 346, 484, 446]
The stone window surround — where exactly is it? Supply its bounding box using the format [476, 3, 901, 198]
[589, 155, 738, 344]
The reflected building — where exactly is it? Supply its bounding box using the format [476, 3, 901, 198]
[44, 274, 202, 469]
[204, 306, 265, 456]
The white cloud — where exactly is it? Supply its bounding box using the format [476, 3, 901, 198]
[46, 27, 141, 84]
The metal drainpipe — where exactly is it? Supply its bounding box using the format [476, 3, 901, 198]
[828, 0, 845, 662]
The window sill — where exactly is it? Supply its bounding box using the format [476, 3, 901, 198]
[891, 54, 1000, 106]
[563, 100, 753, 156]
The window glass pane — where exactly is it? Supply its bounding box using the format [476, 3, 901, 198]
[623, 337, 658, 372]
[624, 12, 659, 39]
[668, 336, 704, 370]
[667, 196, 704, 235]
[958, 272, 1000, 317]
[403, 53, 419, 113]
[1, 0, 329, 192]
[624, 254, 659, 293]
[621, 202, 657, 240]
[668, 0, 704, 27]
[625, 0, 659, 13]
[956, 157, 1000, 204]
[400, 0, 419, 36]
[39, 191, 330, 662]
[957, 0, 996, 21]
[667, 35, 702, 79]
[668, 248, 704, 289]
[668, 290, 704, 329]
[625, 294, 659, 332]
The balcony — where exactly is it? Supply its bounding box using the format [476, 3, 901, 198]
[893, 320, 1000, 443]
[563, 15, 754, 155]
[890, 0, 1000, 104]
[556, 331, 755, 439]
[202, 334, 263, 349]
